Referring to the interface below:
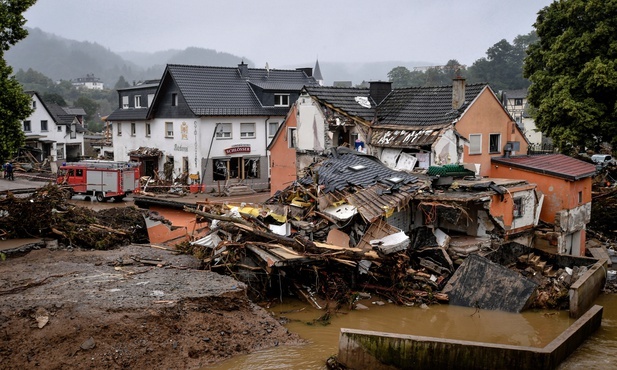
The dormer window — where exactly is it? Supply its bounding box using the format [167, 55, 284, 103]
[122, 96, 129, 109]
[274, 94, 290, 107]
[134, 95, 141, 108]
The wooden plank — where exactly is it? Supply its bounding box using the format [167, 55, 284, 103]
[588, 246, 612, 266]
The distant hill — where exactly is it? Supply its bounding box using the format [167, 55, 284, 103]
[6, 28, 436, 88]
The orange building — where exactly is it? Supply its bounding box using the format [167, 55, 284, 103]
[268, 105, 300, 195]
[491, 154, 597, 256]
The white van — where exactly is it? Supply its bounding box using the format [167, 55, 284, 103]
[591, 154, 615, 166]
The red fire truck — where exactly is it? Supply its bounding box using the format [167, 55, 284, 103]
[57, 160, 140, 202]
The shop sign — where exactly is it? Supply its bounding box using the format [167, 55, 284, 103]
[224, 144, 251, 155]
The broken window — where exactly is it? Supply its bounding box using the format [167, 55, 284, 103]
[212, 158, 240, 181]
[489, 133, 501, 153]
[513, 197, 524, 218]
[244, 157, 260, 178]
[288, 128, 297, 148]
[216, 123, 232, 139]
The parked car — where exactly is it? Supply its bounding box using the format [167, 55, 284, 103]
[591, 154, 615, 166]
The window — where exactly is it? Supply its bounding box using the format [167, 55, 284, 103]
[122, 96, 129, 109]
[147, 94, 154, 107]
[514, 98, 523, 106]
[41, 120, 48, 131]
[513, 198, 524, 218]
[117, 122, 122, 136]
[131, 122, 136, 136]
[215, 123, 232, 139]
[288, 128, 297, 148]
[489, 133, 501, 153]
[244, 157, 260, 178]
[165, 122, 174, 137]
[240, 123, 255, 138]
[171, 93, 178, 106]
[23, 120, 31, 132]
[134, 95, 141, 108]
[469, 134, 481, 154]
[268, 122, 279, 137]
[274, 94, 290, 107]
[213, 158, 240, 181]
[57, 143, 64, 159]
[145, 122, 151, 137]
[57, 125, 62, 132]
[70, 124, 76, 139]
[578, 191, 583, 204]
[32, 100, 36, 109]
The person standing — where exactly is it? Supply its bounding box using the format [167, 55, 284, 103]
[6, 162, 14, 181]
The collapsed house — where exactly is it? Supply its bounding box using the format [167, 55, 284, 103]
[184, 148, 604, 314]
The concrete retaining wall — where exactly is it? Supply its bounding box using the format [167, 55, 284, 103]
[569, 259, 607, 318]
[337, 305, 603, 370]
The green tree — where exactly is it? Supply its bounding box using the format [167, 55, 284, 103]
[387, 66, 413, 88]
[114, 75, 130, 90]
[524, 0, 617, 153]
[74, 96, 99, 124]
[468, 33, 536, 91]
[0, 0, 37, 161]
[42, 92, 67, 106]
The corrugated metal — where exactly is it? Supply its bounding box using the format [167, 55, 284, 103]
[492, 154, 597, 181]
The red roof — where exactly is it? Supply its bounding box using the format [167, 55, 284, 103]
[491, 154, 597, 181]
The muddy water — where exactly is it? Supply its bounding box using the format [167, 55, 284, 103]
[207, 295, 617, 369]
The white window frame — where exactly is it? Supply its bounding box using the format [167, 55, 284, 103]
[130, 122, 136, 136]
[165, 122, 174, 137]
[117, 122, 122, 136]
[134, 95, 141, 108]
[122, 96, 129, 109]
[215, 123, 232, 139]
[147, 94, 154, 107]
[274, 94, 290, 107]
[268, 121, 279, 138]
[288, 127, 297, 148]
[145, 122, 151, 137]
[23, 120, 31, 132]
[469, 134, 481, 155]
[240, 122, 256, 139]
[489, 133, 501, 154]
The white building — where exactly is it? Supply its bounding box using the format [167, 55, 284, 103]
[106, 63, 318, 191]
[22, 91, 86, 163]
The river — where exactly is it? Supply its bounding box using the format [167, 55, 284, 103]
[207, 294, 617, 369]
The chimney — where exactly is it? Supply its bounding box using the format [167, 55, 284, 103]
[452, 76, 466, 109]
[296, 67, 313, 77]
[369, 81, 392, 105]
[238, 61, 249, 79]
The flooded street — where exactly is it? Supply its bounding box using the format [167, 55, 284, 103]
[207, 295, 617, 369]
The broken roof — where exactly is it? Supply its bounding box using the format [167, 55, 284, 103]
[303, 86, 375, 122]
[492, 154, 597, 181]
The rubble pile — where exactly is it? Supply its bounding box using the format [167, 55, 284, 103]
[184, 184, 450, 309]
[0, 184, 149, 249]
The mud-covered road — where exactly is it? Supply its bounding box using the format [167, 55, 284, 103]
[0, 243, 301, 369]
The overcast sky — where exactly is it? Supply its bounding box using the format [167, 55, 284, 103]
[24, 0, 554, 68]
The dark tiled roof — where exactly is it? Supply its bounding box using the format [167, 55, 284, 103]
[491, 154, 597, 181]
[107, 108, 149, 121]
[304, 86, 375, 122]
[503, 89, 528, 99]
[46, 103, 77, 125]
[166, 64, 317, 116]
[376, 83, 487, 126]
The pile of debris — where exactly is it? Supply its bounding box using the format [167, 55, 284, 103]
[0, 184, 149, 249]
[6, 147, 53, 173]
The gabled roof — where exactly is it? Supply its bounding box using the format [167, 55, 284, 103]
[376, 83, 487, 126]
[304, 86, 375, 122]
[491, 154, 597, 181]
[160, 64, 317, 116]
[503, 89, 528, 99]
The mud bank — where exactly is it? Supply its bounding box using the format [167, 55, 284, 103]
[0, 245, 300, 369]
